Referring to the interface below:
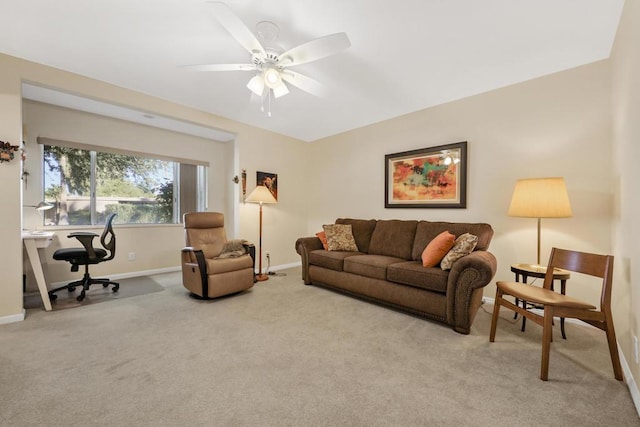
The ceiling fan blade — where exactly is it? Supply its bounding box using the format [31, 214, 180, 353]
[208, 1, 266, 57]
[182, 63, 256, 71]
[281, 70, 325, 97]
[279, 32, 350, 66]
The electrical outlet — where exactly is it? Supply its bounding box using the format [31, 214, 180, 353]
[266, 252, 270, 260]
[128, 252, 136, 261]
[634, 335, 639, 364]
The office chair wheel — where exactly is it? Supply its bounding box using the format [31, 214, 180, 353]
[77, 293, 85, 302]
[68, 286, 76, 292]
[112, 284, 119, 292]
[103, 283, 109, 288]
[49, 293, 57, 301]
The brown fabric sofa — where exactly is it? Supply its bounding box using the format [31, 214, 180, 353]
[295, 218, 497, 334]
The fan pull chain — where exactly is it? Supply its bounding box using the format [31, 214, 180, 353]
[268, 90, 272, 117]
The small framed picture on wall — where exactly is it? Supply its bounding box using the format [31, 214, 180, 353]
[257, 171, 278, 201]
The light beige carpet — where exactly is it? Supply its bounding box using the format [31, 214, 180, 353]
[1, 268, 638, 426]
[23, 276, 164, 311]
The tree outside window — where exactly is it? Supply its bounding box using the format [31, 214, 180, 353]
[43, 145, 184, 226]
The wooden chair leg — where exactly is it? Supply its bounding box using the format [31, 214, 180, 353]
[540, 307, 554, 381]
[603, 314, 623, 381]
[489, 289, 502, 342]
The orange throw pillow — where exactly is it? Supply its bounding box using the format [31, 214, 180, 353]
[316, 231, 329, 250]
[421, 231, 456, 267]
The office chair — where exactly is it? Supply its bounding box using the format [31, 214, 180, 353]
[49, 213, 119, 302]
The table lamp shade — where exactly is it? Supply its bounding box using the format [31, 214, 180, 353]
[508, 177, 572, 266]
[508, 177, 572, 218]
[245, 185, 277, 205]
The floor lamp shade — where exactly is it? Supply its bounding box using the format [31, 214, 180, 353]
[508, 177, 572, 266]
[246, 185, 277, 281]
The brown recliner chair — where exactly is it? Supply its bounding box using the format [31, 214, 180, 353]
[181, 212, 256, 299]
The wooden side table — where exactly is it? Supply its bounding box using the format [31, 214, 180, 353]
[510, 263, 571, 339]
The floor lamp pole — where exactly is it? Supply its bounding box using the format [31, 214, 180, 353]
[256, 202, 268, 281]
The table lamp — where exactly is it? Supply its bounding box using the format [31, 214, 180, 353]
[508, 177, 572, 267]
[245, 185, 277, 281]
[24, 201, 54, 229]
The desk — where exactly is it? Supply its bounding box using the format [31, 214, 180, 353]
[511, 263, 571, 339]
[22, 231, 55, 311]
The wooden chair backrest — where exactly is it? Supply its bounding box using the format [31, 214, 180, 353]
[543, 247, 614, 310]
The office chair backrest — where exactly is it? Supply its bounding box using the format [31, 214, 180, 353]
[100, 213, 117, 261]
[543, 247, 614, 309]
[184, 212, 227, 259]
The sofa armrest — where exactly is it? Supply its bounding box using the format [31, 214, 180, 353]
[446, 250, 498, 334]
[295, 237, 324, 284]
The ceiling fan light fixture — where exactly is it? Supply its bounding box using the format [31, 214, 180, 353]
[272, 82, 289, 98]
[247, 74, 265, 96]
[263, 67, 282, 88]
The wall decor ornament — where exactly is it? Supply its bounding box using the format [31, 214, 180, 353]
[0, 140, 20, 163]
[385, 141, 467, 208]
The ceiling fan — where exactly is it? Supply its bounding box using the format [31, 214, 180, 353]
[185, 2, 351, 115]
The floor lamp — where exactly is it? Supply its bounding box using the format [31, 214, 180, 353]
[508, 177, 573, 267]
[245, 185, 277, 281]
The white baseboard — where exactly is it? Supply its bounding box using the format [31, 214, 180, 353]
[619, 342, 640, 418]
[266, 261, 301, 273]
[0, 309, 26, 325]
[483, 296, 640, 417]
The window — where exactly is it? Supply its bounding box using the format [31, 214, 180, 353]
[42, 143, 207, 226]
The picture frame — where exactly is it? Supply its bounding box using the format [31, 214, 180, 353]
[385, 141, 467, 208]
[257, 171, 278, 201]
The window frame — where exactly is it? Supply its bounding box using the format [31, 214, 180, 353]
[41, 141, 207, 227]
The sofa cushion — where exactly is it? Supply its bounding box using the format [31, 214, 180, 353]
[335, 218, 378, 253]
[206, 254, 253, 274]
[309, 250, 361, 272]
[387, 261, 449, 293]
[368, 220, 418, 260]
[421, 231, 455, 267]
[323, 224, 359, 251]
[343, 254, 405, 281]
[440, 233, 478, 270]
[411, 221, 494, 260]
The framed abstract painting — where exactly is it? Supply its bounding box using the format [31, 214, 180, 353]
[385, 141, 467, 208]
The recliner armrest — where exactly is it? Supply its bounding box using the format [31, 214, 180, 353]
[242, 242, 257, 281]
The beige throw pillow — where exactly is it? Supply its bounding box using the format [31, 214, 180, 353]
[440, 233, 478, 270]
[323, 224, 359, 252]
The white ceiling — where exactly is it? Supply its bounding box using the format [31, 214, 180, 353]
[1, 0, 625, 142]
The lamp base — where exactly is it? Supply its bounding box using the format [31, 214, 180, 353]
[255, 273, 269, 282]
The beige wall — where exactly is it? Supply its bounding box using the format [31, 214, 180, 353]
[0, 56, 24, 321]
[612, 0, 640, 400]
[0, 53, 309, 320]
[310, 60, 613, 307]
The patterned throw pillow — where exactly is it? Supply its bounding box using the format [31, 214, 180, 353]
[316, 231, 329, 250]
[323, 224, 359, 252]
[440, 233, 478, 270]
[421, 231, 456, 267]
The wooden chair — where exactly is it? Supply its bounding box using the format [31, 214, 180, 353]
[489, 247, 623, 381]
